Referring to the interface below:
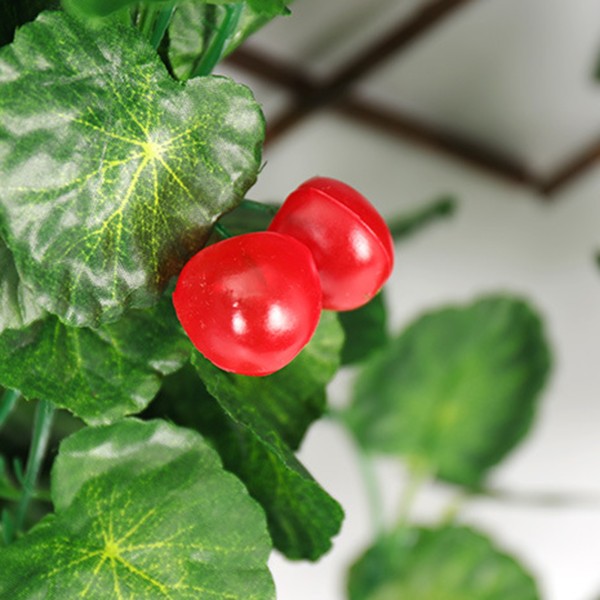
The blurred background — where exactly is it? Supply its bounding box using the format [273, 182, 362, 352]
[217, 1, 600, 598]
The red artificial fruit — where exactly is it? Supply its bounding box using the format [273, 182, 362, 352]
[173, 231, 322, 376]
[269, 177, 394, 311]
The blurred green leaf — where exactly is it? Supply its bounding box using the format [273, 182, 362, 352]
[0, 12, 264, 327]
[388, 196, 456, 242]
[0, 419, 274, 599]
[339, 293, 389, 365]
[0, 296, 191, 425]
[348, 525, 539, 600]
[345, 295, 551, 487]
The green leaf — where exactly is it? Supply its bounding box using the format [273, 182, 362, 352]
[191, 311, 345, 557]
[63, 0, 288, 20]
[387, 196, 456, 242]
[339, 292, 388, 365]
[246, 0, 289, 18]
[168, 1, 292, 80]
[347, 525, 539, 600]
[345, 295, 551, 487]
[193, 310, 344, 449]
[0, 236, 45, 335]
[183, 313, 344, 559]
[149, 364, 343, 561]
[0, 419, 275, 599]
[0, 0, 59, 47]
[0, 295, 191, 425]
[0, 12, 264, 327]
[62, 0, 175, 19]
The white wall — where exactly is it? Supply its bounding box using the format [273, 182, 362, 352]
[249, 111, 600, 600]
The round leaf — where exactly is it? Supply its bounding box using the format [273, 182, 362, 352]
[193, 310, 344, 449]
[0, 236, 45, 334]
[345, 295, 551, 487]
[0, 12, 264, 326]
[0, 296, 191, 424]
[338, 292, 389, 365]
[348, 525, 539, 600]
[0, 419, 275, 599]
[150, 364, 344, 561]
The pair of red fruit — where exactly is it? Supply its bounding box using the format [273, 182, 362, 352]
[173, 177, 394, 376]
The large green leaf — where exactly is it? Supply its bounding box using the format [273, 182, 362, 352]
[348, 525, 539, 600]
[0, 419, 275, 599]
[0, 237, 45, 334]
[0, 12, 264, 327]
[339, 292, 388, 366]
[0, 0, 59, 47]
[193, 310, 344, 449]
[0, 295, 191, 424]
[344, 295, 551, 487]
[184, 312, 345, 559]
[150, 362, 343, 561]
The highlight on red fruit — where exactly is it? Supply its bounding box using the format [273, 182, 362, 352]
[173, 231, 322, 376]
[268, 176, 394, 311]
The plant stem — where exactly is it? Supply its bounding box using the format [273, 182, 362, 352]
[357, 451, 385, 537]
[240, 199, 279, 216]
[477, 487, 600, 508]
[150, 5, 176, 50]
[189, 3, 244, 78]
[12, 400, 55, 539]
[214, 222, 233, 239]
[388, 196, 456, 242]
[138, 4, 159, 40]
[0, 389, 20, 432]
[395, 462, 429, 530]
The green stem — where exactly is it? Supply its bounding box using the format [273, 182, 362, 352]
[441, 491, 465, 525]
[138, 4, 160, 40]
[0, 389, 20, 432]
[214, 222, 233, 239]
[12, 400, 55, 539]
[240, 199, 279, 217]
[388, 196, 456, 242]
[477, 487, 600, 508]
[357, 451, 385, 537]
[150, 6, 176, 50]
[395, 462, 429, 530]
[189, 3, 244, 78]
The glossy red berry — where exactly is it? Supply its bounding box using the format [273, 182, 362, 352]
[269, 177, 394, 311]
[173, 231, 322, 376]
